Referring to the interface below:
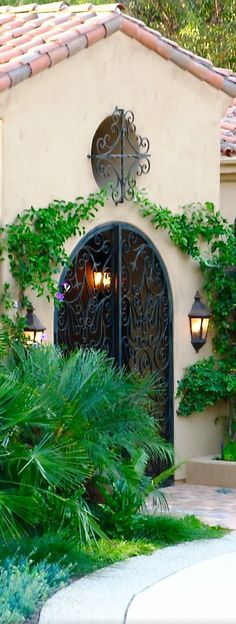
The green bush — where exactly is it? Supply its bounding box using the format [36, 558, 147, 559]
[176, 357, 236, 417]
[0, 557, 70, 624]
[223, 440, 236, 462]
[0, 342, 173, 542]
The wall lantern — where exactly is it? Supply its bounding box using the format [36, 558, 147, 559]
[93, 271, 111, 289]
[24, 306, 46, 345]
[188, 291, 211, 352]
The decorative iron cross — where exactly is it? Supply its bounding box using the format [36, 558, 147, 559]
[88, 107, 151, 204]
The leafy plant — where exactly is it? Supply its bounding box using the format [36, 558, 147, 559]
[223, 440, 236, 462]
[134, 189, 236, 434]
[0, 341, 172, 541]
[176, 357, 236, 417]
[0, 557, 71, 624]
[0, 189, 107, 336]
[96, 450, 176, 537]
[127, 0, 236, 70]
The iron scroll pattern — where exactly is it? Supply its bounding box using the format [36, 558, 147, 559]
[55, 224, 173, 466]
[88, 107, 151, 204]
[56, 229, 114, 355]
[121, 229, 171, 441]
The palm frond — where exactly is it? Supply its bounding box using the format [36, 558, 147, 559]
[0, 487, 41, 540]
[15, 434, 91, 488]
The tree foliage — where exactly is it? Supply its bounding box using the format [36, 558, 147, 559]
[0, 0, 235, 69]
[127, 0, 236, 70]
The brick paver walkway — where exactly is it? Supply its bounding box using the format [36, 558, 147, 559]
[160, 483, 236, 529]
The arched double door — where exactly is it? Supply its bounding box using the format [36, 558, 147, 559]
[54, 223, 173, 454]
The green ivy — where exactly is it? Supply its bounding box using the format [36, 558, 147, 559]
[134, 189, 236, 419]
[0, 186, 235, 420]
[0, 189, 107, 336]
[6, 189, 107, 301]
[176, 357, 236, 417]
[134, 190, 236, 358]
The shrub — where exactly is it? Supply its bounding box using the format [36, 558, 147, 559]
[0, 557, 71, 624]
[0, 342, 173, 541]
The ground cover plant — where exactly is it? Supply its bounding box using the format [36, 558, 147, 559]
[0, 517, 226, 624]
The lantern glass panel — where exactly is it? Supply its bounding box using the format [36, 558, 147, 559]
[190, 317, 202, 339]
[202, 318, 209, 340]
[94, 272, 103, 288]
[24, 330, 35, 344]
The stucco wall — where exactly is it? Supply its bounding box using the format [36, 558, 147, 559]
[0, 31, 232, 478]
[220, 159, 236, 223]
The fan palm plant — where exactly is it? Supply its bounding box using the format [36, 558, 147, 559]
[0, 339, 174, 542]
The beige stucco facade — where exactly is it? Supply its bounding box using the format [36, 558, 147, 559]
[220, 158, 236, 222]
[0, 31, 234, 479]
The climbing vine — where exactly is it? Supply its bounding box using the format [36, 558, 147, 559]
[0, 186, 235, 420]
[133, 190, 236, 418]
[134, 190, 236, 361]
[0, 189, 107, 336]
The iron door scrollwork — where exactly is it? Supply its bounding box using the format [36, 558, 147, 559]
[121, 227, 171, 442]
[55, 223, 173, 458]
[56, 227, 114, 355]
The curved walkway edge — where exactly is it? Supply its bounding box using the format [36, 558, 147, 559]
[39, 531, 236, 624]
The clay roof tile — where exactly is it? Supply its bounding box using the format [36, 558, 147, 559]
[0, 0, 234, 165]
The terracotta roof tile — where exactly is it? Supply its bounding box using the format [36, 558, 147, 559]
[29, 51, 50, 74]
[30, 40, 58, 53]
[220, 100, 236, 157]
[18, 36, 45, 52]
[66, 33, 87, 54]
[9, 62, 31, 84]
[0, 72, 11, 88]
[0, 46, 22, 62]
[15, 49, 40, 64]
[49, 28, 79, 45]
[48, 42, 68, 64]
[0, 14, 15, 25]
[0, 0, 235, 165]
[0, 58, 21, 71]
[103, 14, 121, 36]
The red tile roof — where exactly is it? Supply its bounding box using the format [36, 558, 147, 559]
[0, 2, 235, 157]
[221, 99, 236, 157]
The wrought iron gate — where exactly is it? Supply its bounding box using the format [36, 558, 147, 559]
[55, 223, 173, 452]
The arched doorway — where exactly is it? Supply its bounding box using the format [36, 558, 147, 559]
[54, 223, 173, 451]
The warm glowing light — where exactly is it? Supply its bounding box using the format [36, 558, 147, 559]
[103, 272, 111, 288]
[190, 318, 202, 338]
[93, 271, 111, 289]
[94, 272, 103, 288]
[24, 330, 46, 345]
[201, 318, 210, 340]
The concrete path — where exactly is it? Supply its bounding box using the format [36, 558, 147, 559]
[39, 531, 236, 624]
[126, 551, 236, 624]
